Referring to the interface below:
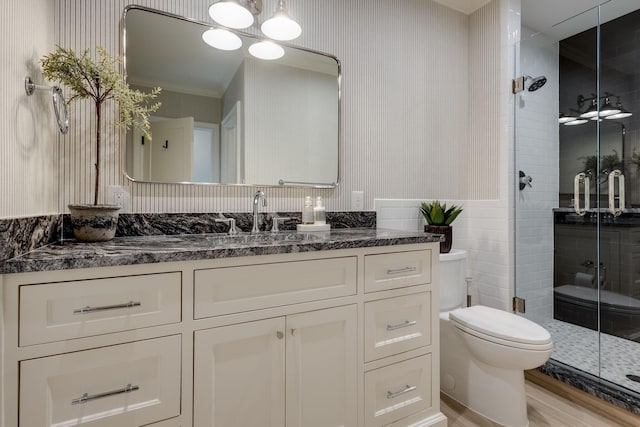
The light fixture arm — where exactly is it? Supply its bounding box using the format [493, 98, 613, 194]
[577, 93, 597, 109]
[577, 91, 617, 108]
[241, 0, 262, 16]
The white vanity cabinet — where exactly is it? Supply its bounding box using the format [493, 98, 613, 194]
[193, 305, 357, 427]
[1, 241, 445, 427]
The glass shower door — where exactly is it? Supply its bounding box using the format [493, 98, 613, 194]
[516, 3, 640, 397]
[596, 1, 640, 393]
[514, 7, 601, 378]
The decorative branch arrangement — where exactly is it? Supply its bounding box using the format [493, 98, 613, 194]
[41, 45, 161, 205]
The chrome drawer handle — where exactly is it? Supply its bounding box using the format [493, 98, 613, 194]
[387, 385, 417, 399]
[73, 301, 141, 314]
[71, 383, 139, 405]
[386, 266, 416, 275]
[386, 320, 417, 331]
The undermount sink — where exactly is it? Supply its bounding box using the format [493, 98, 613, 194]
[205, 231, 324, 245]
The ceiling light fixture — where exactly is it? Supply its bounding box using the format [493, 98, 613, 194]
[261, 0, 301, 41]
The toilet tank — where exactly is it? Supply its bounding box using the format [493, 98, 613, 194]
[439, 249, 467, 312]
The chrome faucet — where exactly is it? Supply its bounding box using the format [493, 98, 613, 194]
[252, 190, 267, 233]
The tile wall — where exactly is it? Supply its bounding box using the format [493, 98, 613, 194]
[375, 198, 512, 310]
[514, 28, 559, 319]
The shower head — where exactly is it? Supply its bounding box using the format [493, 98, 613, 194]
[524, 75, 547, 92]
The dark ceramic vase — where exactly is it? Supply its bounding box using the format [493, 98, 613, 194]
[424, 224, 452, 253]
[68, 204, 120, 242]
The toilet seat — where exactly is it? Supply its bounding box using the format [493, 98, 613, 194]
[450, 305, 552, 350]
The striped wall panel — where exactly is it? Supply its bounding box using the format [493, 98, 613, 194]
[468, 0, 501, 200]
[1, 0, 503, 218]
[0, 0, 57, 218]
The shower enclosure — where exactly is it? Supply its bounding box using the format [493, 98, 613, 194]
[515, 2, 640, 406]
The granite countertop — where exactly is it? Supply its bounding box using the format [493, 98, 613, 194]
[2, 228, 443, 274]
[553, 207, 640, 213]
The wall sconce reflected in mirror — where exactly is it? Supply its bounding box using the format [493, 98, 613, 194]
[560, 92, 633, 125]
[202, 28, 243, 50]
[248, 41, 285, 60]
[208, 0, 261, 29]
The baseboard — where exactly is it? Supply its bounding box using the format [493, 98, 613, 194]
[525, 370, 639, 426]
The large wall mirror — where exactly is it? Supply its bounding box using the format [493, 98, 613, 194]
[123, 6, 340, 187]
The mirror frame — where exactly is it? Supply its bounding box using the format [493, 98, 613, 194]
[121, 5, 341, 189]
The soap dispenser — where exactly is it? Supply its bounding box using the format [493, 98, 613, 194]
[313, 196, 326, 224]
[302, 196, 314, 224]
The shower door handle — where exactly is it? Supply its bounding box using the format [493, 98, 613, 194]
[574, 173, 590, 216]
[608, 170, 625, 217]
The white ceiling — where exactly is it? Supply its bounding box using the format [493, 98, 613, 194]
[431, 0, 491, 15]
[522, 0, 640, 40]
[434, 0, 639, 41]
[521, 0, 605, 34]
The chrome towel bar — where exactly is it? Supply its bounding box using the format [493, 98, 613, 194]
[25, 76, 69, 135]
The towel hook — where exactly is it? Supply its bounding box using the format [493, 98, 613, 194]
[24, 76, 69, 135]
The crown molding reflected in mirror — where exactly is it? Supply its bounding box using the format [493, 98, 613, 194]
[122, 5, 340, 188]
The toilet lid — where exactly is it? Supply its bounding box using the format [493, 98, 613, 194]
[450, 305, 551, 345]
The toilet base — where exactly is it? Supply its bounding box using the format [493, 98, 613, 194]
[440, 317, 530, 427]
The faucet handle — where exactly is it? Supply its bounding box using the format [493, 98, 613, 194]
[215, 218, 237, 235]
[271, 216, 291, 233]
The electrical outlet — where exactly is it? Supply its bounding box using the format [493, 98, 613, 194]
[108, 185, 130, 212]
[351, 191, 364, 211]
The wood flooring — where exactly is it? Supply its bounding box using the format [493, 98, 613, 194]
[440, 377, 640, 426]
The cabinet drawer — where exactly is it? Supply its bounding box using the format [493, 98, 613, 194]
[365, 293, 431, 362]
[364, 354, 433, 427]
[20, 272, 182, 346]
[194, 257, 357, 318]
[20, 335, 181, 427]
[364, 250, 431, 293]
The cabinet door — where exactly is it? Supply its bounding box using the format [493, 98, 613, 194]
[286, 305, 358, 427]
[193, 318, 286, 427]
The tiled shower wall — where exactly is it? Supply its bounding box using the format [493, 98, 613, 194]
[1, 0, 506, 219]
[514, 28, 559, 319]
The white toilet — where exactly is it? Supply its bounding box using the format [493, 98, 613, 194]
[439, 250, 552, 427]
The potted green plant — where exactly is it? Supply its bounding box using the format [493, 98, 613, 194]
[41, 45, 160, 242]
[419, 200, 463, 253]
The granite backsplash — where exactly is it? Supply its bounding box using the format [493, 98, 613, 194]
[1, 211, 376, 263]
